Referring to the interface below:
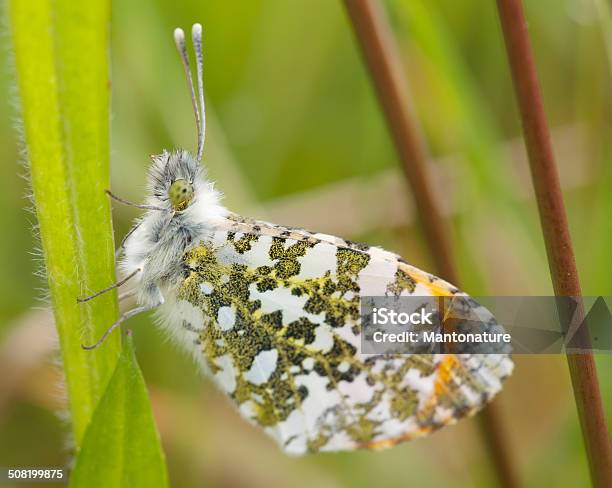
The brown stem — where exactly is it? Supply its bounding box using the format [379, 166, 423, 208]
[343, 1, 519, 487]
[496, 0, 612, 486]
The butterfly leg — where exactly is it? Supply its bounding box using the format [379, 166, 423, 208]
[106, 189, 167, 212]
[81, 301, 160, 350]
[77, 268, 141, 303]
[115, 221, 143, 259]
[117, 289, 137, 302]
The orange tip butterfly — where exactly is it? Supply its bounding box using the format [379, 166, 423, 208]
[79, 23, 513, 455]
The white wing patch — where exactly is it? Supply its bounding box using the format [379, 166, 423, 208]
[296, 242, 337, 279]
[245, 350, 279, 386]
[217, 305, 236, 331]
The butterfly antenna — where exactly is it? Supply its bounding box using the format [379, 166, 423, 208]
[174, 27, 202, 159]
[192, 23, 206, 162]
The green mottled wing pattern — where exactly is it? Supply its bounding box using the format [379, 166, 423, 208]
[164, 216, 512, 454]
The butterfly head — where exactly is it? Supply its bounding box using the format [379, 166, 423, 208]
[147, 149, 203, 212]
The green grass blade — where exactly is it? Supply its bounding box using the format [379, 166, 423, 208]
[8, 0, 120, 445]
[70, 334, 169, 488]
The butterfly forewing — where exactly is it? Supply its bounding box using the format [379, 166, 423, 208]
[154, 217, 512, 454]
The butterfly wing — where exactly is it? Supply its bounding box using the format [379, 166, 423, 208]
[169, 217, 513, 454]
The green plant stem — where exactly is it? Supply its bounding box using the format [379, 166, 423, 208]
[9, 0, 120, 447]
[343, 1, 519, 487]
[496, 0, 612, 485]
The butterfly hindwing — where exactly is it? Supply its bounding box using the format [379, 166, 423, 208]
[166, 217, 512, 454]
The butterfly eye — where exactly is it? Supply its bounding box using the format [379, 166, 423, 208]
[168, 179, 194, 211]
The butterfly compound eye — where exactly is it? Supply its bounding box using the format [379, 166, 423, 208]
[168, 179, 194, 211]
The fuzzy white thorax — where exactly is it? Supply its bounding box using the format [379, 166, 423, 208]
[120, 149, 228, 307]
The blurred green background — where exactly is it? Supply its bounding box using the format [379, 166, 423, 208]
[1, 0, 611, 486]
